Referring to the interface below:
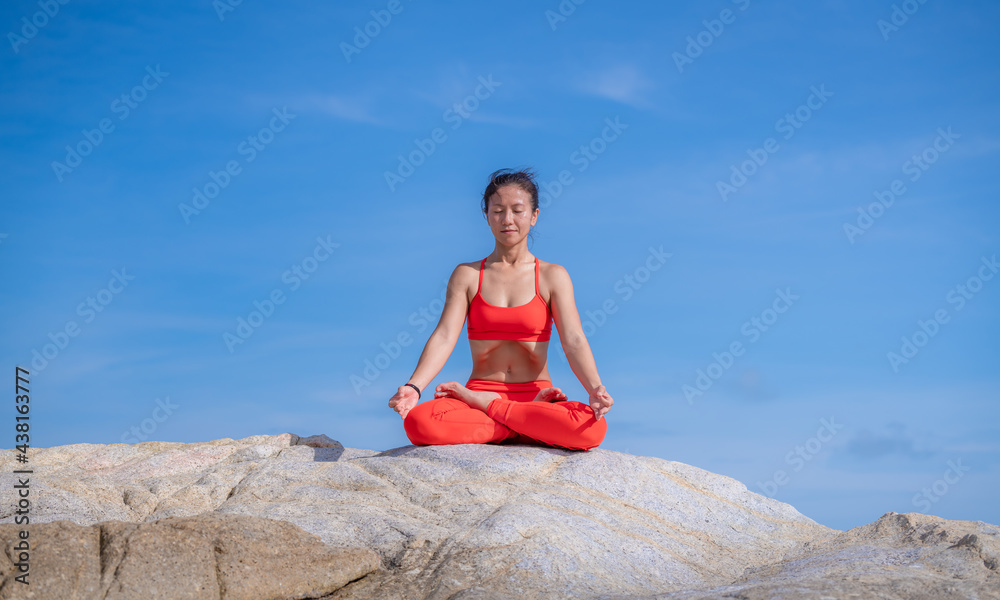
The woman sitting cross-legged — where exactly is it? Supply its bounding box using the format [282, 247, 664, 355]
[387, 168, 613, 451]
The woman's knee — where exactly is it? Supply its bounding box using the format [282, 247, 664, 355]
[577, 411, 608, 450]
[403, 401, 436, 445]
[543, 403, 607, 450]
[403, 399, 474, 445]
[591, 418, 609, 447]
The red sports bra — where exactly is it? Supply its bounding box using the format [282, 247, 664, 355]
[467, 257, 553, 342]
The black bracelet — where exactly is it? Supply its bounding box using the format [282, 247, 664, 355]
[404, 383, 421, 399]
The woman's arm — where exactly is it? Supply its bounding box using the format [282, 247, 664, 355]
[548, 263, 603, 393]
[546, 263, 615, 420]
[548, 262, 614, 420]
[390, 262, 476, 419]
[404, 263, 474, 391]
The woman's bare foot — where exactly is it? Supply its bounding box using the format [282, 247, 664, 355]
[435, 381, 502, 412]
[533, 387, 567, 402]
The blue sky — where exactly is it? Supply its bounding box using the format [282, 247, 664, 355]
[1, 0, 998, 531]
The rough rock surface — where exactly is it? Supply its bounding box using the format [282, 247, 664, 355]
[0, 512, 378, 600]
[0, 433, 996, 599]
[613, 512, 1000, 600]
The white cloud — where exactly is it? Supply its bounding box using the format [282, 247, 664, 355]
[296, 92, 384, 125]
[574, 63, 656, 108]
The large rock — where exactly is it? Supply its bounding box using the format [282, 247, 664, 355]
[0, 512, 378, 600]
[619, 512, 1000, 600]
[0, 433, 996, 599]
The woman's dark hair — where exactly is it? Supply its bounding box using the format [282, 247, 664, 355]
[481, 168, 539, 215]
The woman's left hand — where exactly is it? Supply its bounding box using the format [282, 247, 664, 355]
[588, 385, 614, 421]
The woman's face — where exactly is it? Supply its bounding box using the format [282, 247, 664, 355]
[487, 185, 538, 245]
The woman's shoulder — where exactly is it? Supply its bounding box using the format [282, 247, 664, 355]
[446, 259, 486, 285]
[443, 260, 484, 300]
[536, 258, 572, 291]
[446, 259, 483, 278]
[459, 257, 484, 272]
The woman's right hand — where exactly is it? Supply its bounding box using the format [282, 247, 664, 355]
[388, 385, 420, 419]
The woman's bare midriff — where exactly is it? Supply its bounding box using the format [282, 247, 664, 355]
[468, 339, 551, 382]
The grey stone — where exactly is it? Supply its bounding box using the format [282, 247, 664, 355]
[0, 433, 995, 599]
[0, 512, 378, 600]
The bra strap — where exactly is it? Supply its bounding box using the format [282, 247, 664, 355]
[534, 257, 540, 296]
[477, 258, 486, 295]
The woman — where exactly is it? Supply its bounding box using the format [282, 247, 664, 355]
[388, 168, 613, 451]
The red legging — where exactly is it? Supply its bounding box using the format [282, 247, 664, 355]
[403, 378, 607, 451]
